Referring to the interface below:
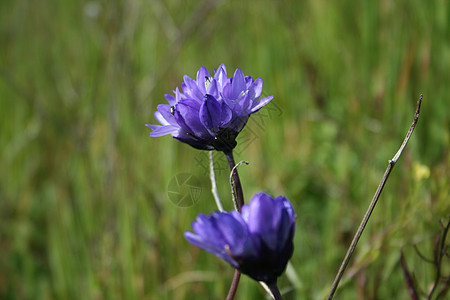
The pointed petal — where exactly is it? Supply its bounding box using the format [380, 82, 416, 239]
[174, 87, 185, 101]
[154, 110, 170, 126]
[196, 66, 211, 94]
[164, 94, 176, 105]
[247, 192, 282, 251]
[156, 104, 177, 125]
[239, 93, 252, 115]
[147, 125, 179, 137]
[275, 200, 293, 252]
[251, 96, 273, 113]
[174, 99, 212, 140]
[230, 68, 246, 99]
[185, 231, 239, 268]
[145, 124, 160, 130]
[206, 79, 219, 99]
[249, 78, 263, 100]
[199, 95, 222, 133]
[245, 76, 253, 87]
[215, 213, 247, 246]
[183, 75, 204, 101]
[220, 101, 233, 126]
[214, 64, 228, 90]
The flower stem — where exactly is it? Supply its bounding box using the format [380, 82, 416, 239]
[268, 283, 283, 300]
[224, 150, 245, 299]
[209, 151, 224, 212]
[226, 270, 241, 300]
[229, 160, 249, 211]
[326, 94, 423, 299]
[224, 150, 245, 212]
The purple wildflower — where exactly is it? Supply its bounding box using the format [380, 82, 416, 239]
[185, 192, 296, 284]
[146, 64, 273, 151]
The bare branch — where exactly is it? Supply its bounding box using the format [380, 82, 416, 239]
[400, 251, 419, 300]
[413, 244, 435, 264]
[327, 94, 423, 299]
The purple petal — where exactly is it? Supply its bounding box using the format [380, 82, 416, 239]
[220, 101, 233, 126]
[164, 94, 176, 106]
[185, 231, 240, 268]
[215, 213, 247, 247]
[206, 79, 219, 99]
[277, 196, 295, 221]
[230, 68, 246, 99]
[222, 81, 234, 104]
[174, 87, 185, 102]
[239, 93, 252, 115]
[192, 214, 223, 245]
[224, 114, 249, 133]
[183, 75, 204, 101]
[154, 110, 170, 126]
[156, 104, 177, 126]
[248, 78, 263, 100]
[185, 213, 245, 268]
[174, 99, 212, 140]
[240, 203, 251, 223]
[199, 95, 222, 134]
[275, 199, 293, 251]
[245, 76, 253, 87]
[173, 134, 213, 150]
[147, 124, 179, 137]
[247, 192, 282, 251]
[251, 96, 273, 113]
[145, 124, 160, 130]
[196, 66, 211, 94]
[214, 64, 228, 90]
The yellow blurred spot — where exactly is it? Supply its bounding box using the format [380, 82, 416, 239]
[413, 162, 430, 181]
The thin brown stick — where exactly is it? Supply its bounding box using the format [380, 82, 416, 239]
[327, 94, 423, 299]
[400, 251, 419, 300]
[428, 219, 450, 299]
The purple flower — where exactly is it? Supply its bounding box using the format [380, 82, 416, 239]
[146, 64, 273, 151]
[185, 192, 296, 284]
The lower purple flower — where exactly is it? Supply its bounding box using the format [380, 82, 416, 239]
[185, 192, 296, 284]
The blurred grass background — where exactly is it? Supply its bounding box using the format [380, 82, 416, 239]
[0, 0, 448, 299]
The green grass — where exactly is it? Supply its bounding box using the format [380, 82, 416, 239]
[0, 0, 448, 299]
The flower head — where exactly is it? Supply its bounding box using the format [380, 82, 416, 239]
[185, 192, 295, 284]
[146, 64, 273, 151]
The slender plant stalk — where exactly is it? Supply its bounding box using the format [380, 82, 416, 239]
[224, 150, 246, 299]
[327, 94, 423, 299]
[226, 270, 241, 300]
[209, 151, 224, 212]
[400, 252, 419, 300]
[427, 219, 450, 300]
[224, 150, 245, 212]
[268, 283, 283, 300]
[229, 160, 249, 211]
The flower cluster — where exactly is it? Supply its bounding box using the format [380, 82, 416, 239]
[185, 192, 296, 284]
[146, 64, 273, 151]
[148, 64, 295, 296]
